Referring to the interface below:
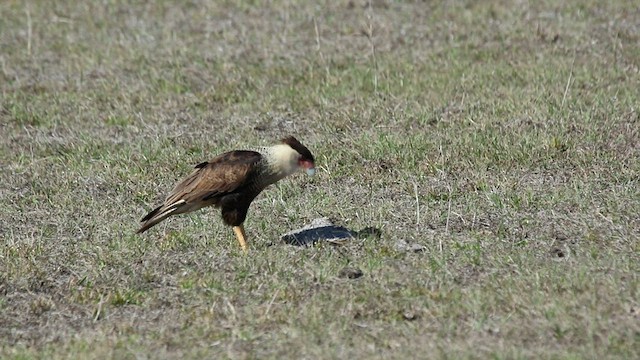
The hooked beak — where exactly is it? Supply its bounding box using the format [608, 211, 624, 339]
[299, 159, 316, 176]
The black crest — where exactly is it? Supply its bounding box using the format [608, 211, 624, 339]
[280, 136, 315, 162]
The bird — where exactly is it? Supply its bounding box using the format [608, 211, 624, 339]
[137, 136, 316, 252]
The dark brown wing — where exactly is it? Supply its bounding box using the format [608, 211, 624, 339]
[137, 150, 263, 234]
[165, 150, 263, 206]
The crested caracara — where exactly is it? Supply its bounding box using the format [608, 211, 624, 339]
[137, 136, 315, 252]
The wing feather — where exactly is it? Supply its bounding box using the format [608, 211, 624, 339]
[137, 150, 263, 233]
[164, 150, 263, 206]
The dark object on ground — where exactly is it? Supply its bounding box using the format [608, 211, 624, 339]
[338, 267, 364, 279]
[281, 217, 381, 246]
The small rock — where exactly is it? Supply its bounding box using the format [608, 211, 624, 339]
[550, 247, 565, 258]
[394, 239, 426, 253]
[402, 311, 418, 321]
[338, 266, 363, 279]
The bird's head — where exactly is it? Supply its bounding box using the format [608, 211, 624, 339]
[267, 136, 316, 177]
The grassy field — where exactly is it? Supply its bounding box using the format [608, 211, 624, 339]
[1, 0, 638, 358]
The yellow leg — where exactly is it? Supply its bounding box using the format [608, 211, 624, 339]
[232, 225, 248, 253]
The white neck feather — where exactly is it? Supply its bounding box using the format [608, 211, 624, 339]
[260, 144, 300, 179]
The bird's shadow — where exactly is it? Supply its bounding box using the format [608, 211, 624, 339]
[281, 218, 382, 246]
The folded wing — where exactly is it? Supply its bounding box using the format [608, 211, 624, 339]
[137, 150, 263, 233]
